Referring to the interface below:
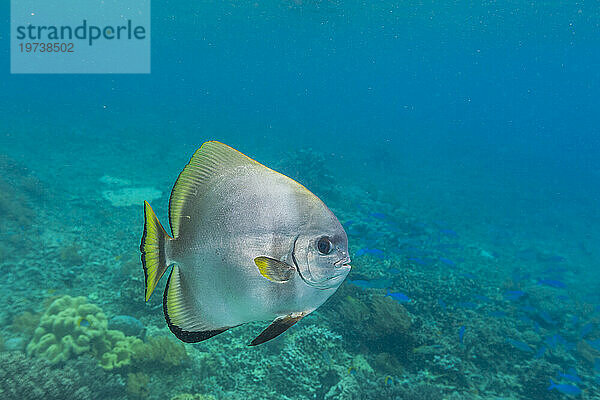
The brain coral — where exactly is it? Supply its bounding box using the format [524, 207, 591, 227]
[26, 295, 142, 369]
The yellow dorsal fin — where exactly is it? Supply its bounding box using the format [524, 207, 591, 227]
[168, 141, 257, 238]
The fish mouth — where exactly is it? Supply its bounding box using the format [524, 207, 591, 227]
[302, 260, 351, 290]
[329, 258, 352, 276]
[334, 256, 352, 270]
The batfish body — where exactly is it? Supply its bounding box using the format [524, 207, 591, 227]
[140, 141, 351, 345]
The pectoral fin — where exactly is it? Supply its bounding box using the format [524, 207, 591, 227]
[254, 256, 295, 283]
[249, 312, 307, 346]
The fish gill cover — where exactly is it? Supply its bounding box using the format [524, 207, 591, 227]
[1, 1, 600, 400]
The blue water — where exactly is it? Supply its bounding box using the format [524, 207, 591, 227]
[1, 1, 600, 399]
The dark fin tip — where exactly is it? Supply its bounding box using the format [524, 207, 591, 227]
[140, 202, 150, 301]
[140, 201, 169, 302]
[162, 271, 228, 343]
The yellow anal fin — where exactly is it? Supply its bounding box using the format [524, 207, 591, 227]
[140, 201, 172, 301]
[163, 265, 230, 343]
[254, 256, 295, 283]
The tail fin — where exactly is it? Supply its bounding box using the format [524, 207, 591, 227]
[140, 201, 173, 301]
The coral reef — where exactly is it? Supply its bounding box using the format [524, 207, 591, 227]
[132, 336, 189, 369]
[327, 289, 413, 358]
[2, 144, 600, 400]
[59, 243, 85, 267]
[0, 352, 125, 399]
[10, 311, 41, 337]
[109, 315, 146, 339]
[184, 323, 362, 400]
[399, 383, 444, 400]
[0, 155, 37, 226]
[126, 372, 150, 399]
[170, 394, 216, 400]
[98, 329, 143, 370]
[26, 295, 142, 369]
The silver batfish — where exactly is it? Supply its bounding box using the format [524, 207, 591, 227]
[140, 141, 351, 345]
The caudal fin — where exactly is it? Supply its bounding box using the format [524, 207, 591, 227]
[140, 201, 172, 301]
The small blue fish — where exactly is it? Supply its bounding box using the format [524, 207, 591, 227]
[370, 212, 387, 219]
[461, 272, 477, 280]
[537, 279, 566, 289]
[537, 311, 557, 326]
[437, 299, 447, 310]
[386, 290, 411, 303]
[534, 346, 546, 359]
[78, 318, 91, 327]
[546, 254, 566, 263]
[439, 228, 458, 237]
[545, 334, 568, 350]
[558, 368, 582, 384]
[408, 257, 430, 266]
[458, 326, 465, 344]
[580, 322, 594, 339]
[506, 339, 533, 353]
[521, 305, 537, 313]
[547, 379, 581, 396]
[388, 268, 401, 275]
[488, 311, 506, 318]
[456, 302, 478, 310]
[355, 248, 385, 259]
[503, 290, 526, 301]
[439, 257, 456, 267]
[473, 295, 491, 303]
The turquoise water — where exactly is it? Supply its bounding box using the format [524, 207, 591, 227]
[1, 1, 600, 399]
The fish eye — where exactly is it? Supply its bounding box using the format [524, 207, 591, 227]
[317, 237, 333, 255]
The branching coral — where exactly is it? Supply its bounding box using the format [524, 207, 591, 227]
[126, 372, 150, 399]
[10, 311, 42, 337]
[0, 154, 40, 226]
[331, 293, 413, 353]
[371, 296, 412, 334]
[0, 352, 125, 400]
[132, 336, 189, 369]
